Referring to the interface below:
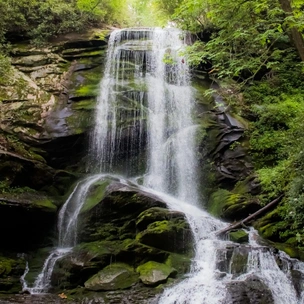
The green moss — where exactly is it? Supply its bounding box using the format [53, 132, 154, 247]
[75, 239, 132, 257]
[32, 198, 57, 212]
[136, 218, 192, 253]
[6, 134, 46, 163]
[80, 180, 110, 213]
[66, 110, 92, 134]
[138, 220, 168, 237]
[0, 258, 15, 277]
[136, 261, 176, 286]
[274, 243, 304, 260]
[72, 99, 96, 111]
[254, 209, 283, 241]
[84, 263, 139, 291]
[75, 85, 98, 98]
[208, 186, 258, 221]
[0, 256, 25, 294]
[208, 188, 231, 217]
[90, 29, 110, 40]
[228, 230, 249, 243]
[165, 253, 192, 275]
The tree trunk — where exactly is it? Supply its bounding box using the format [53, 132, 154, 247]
[278, 0, 304, 61]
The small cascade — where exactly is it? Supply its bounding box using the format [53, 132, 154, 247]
[23, 175, 104, 293]
[243, 229, 300, 304]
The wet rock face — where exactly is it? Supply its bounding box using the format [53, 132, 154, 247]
[0, 30, 108, 194]
[84, 263, 139, 291]
[226, 275, 274, 304]
[0, 256, 26, 294]
[136, 261, 177, 286]
[49, 179, 193, 292]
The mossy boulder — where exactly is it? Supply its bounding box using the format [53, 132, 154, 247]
[136, 219, 192, 253]
[136, 207, 186, 231]
[254, 209, 283, 242]
[0, 256, 25, 294]
[165, 253, 192, 275]
[80, 179, 110, 213]
[84, 263, 139, 291]
[229, 230, 249, 244]
[49, 178, 194, 291]
[136, 261, 176, 286]
[208, 188, 260, 221]
[78, 181, 168, 243]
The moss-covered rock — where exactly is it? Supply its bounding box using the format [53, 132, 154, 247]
[136, 207, 186, 231]
[78, 181, 167, 243]
[136, 261, 176, 286]
[0, 256, 25, 294]
[84, 263, 139, 291]
[136, 219, 193, 253]
[80, 179, 110, 213]
[208, 188, 260, 221]
[229, 230, 249, 244]
[136, 220, 192, 252]
[254, 208, 283, 242]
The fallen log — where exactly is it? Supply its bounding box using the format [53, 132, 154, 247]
[215, 194, 284, 237]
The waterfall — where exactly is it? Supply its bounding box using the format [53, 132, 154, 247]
[89, 28, 198, 203]
[24, 175, 104, 293]
[22, 27, 304, 303]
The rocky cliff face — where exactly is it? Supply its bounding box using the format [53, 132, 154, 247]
[0, 30, 108, 191]
[0, 30, 109, 295]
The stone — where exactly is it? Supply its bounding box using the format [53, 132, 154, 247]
[136, 261, 177, 286]
[0, 193, 57, 251]
[207, 188, 260, 221]
[78, 180, 168, 243]
[136, 219, 193, 253]
[229, 230, 249, 243]
[84, 263, 139, 291]
[136, 207, 186, 231]
[0, 256, 26, 294]
[226, 274, 274, 304]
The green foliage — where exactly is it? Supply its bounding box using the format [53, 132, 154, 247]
[247, 78, 304, 246]
[0, 52, 12, 84]
[0, 0, 132, 47]
[171, 0, 304, 86]
[0, 180, 36, 194]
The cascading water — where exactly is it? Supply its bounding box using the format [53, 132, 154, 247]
[23, 175, 104, 293]
[22, 27, 304, 303]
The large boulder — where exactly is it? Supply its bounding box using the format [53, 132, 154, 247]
[84, 263, 138, 291]
[225, 274, 274, 304]
[136, 261, 177, 286]
[49, 177, 193, 291]
[0, 256, 26, 294]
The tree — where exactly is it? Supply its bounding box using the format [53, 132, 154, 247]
[278, 0, 304, 61]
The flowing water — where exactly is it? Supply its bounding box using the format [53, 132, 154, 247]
[22, 27, 304, 303]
